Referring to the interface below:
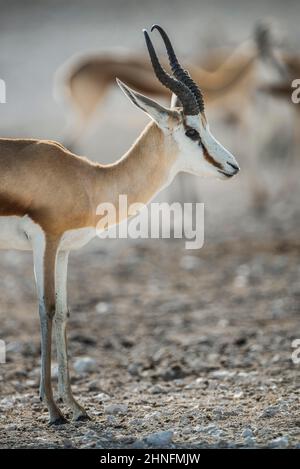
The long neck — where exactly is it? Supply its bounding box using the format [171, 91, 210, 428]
[92, 122, 178, 224]
[190, 43, 256, 98]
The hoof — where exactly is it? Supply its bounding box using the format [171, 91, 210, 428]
[73, 412, 91, 422]
[49, 415, 69, 426]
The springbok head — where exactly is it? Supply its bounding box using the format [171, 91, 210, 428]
[117, 25, 240, 180]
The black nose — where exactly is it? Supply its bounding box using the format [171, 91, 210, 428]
[227, 162, 239, 173]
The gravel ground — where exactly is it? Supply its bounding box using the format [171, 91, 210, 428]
[0, 237, 299, 448]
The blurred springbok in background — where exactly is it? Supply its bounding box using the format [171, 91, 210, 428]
[0, 25, 239, 424]
[248, 22, 300, 210]
[55, 24, 272, 152]
[258, 27, 300, 130]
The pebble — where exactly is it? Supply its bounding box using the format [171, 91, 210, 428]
[51, 363, 58, 378]
[242, 428, 254, 439]
[148, 384, 167, 394]
[73, 357, 97, 374]
[195, 424, 223, 438]
[144, 411, 162, 420]
[104, 404, 128, 415]
[106, 415, 118, 425]
[180, 255, 201, 271]
[127, 363, 140, 376]
[63, 439, 74, 448]
[260, 405, 281, 418]
[131, 439, 146, 449]
[210, 370, 235, 379]
[6, 341, 23, 353]
[244, 437, 257, 447]
[0, 397, 15, 409]
[129, 418, 145, 427]
[6, 423, 18, 431]
[268, 436, 289, 448]
[94, 392, 110, 402]
[95, 302, 111, 314]
[233, 390, 244, 399]
[143, 430, 173, 447]
[88, 380, 101, 391]
[212, 408, 225, 420]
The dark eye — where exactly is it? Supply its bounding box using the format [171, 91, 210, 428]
[185, 128, 199, 140]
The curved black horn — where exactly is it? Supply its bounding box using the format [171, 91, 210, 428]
[143, 29, 199, 116]
[151, 24, 205, 112]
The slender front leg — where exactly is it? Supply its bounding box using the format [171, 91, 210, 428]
[33, 234, 67, 425]
[55, 250, 90, 421]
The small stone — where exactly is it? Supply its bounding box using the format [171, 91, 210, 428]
[104, 403, 128, 415]
[96, 302, 111, 314]
[143, 430, 173, 447]
[129, 418, 145, 427]
[131, 439, 146, 449]
[144, 411, 162, 420]
[6, 423, 17, 431]
[63, 439, 73, 448]
[212, 407, 225, 420]
[195, 424, 223, 438]
[73, 357, 97, 374]
[149, 384, 167, 394]
[128, 363, 140, 376]
[244, 436, 256, 447]
[25, 379, 36, 387]
[242, 428, 254, 439]
[6, 341, 23, 353]
[106, 415, 118, 425]
[0, 397, 15, 409]
[268, 436, 289, 448]
[88, 380, 101, 391]
[94, 392, 110, 402]
[180, 255, 201, 271]
[51, 363, 58, 378]
[260, 405, 281, 418]
[210, 370, 235, 379]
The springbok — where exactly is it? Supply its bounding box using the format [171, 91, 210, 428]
[55, 25, 266, 151]
[0, 25, 239, 424]
[258, 45, 300, 109]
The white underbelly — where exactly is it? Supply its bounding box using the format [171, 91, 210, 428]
[0, 216, 32, 250]
[60, 226, 96, 250]
[0, 215, 96, 251]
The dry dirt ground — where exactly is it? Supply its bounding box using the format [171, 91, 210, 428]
[0, 236, 299, 449]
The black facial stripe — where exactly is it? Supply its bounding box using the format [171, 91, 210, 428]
[184, 124, 223, 170]
[198, 138, 205, 149]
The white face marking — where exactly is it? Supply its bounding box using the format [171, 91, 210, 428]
[172, 114, 240, 180]
[118, 81, 239, 181]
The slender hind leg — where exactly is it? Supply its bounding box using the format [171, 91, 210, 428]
[54, 250, 90, 421]
[33, 234, 67, 425]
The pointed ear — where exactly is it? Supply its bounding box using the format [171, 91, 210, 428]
[116, 78, 171, 128]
